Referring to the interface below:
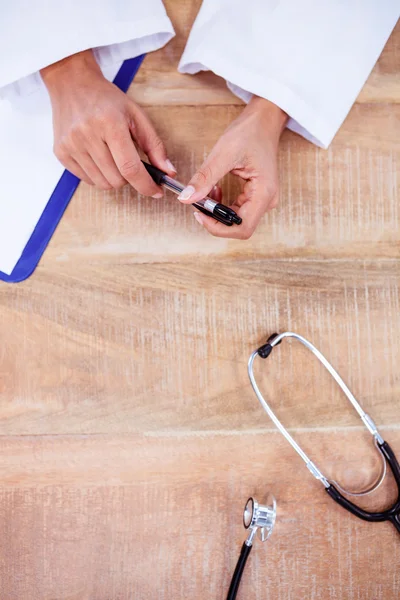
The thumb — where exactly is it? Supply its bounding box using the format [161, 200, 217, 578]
[178, 149, 233, 204]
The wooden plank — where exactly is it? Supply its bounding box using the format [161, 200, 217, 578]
[1, 260, 399, 435]
[0, 432, 399, 599]
[353, 19, 400, 105]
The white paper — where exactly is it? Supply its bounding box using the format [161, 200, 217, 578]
[0, 63, 122, 276]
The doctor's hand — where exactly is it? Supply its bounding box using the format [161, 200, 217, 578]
[41, 50, 176, 194]
[178, 97, 287, 239]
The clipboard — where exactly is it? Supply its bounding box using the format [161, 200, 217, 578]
[0, 54, 145, 284]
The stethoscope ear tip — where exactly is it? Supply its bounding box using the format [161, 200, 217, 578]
[257, 333, 282, 359]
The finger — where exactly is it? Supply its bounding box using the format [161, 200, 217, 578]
[208, 185, 223, 202]
[193, 180, 269, 240]
[178, 143, 236, 204]
[243, 176, 278, 213]
[192, 194, 252, 239]
[108, 127, 163, 197]
[194, 208, 257, 240]
[129, 104, 177, 176]
[192, 210, 244, 238]
[56, 153, 94, 185]
[89, 140, 127, 189]
[72, 151, 112, 190]
[234, 193, 247, 208]
[234, 178, 275, 234]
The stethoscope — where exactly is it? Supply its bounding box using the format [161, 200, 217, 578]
[247, 331, 400, 534]
[227, 331, 400, 599]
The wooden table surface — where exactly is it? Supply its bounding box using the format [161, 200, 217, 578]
[0, 4, 399, 599]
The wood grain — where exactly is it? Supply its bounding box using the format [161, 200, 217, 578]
[0, 2, 399, 599]
[0, 260, 399, 435]
[0, 433, 399, 600]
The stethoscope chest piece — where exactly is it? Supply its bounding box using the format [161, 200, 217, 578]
[226, 495, 277, 600]
[243, 494, 276, 542]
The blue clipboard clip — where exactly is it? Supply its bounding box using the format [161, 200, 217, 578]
[0, 54, 145, 283]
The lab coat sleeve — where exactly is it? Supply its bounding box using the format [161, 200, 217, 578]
[0, 0, 174, 99]
[178, 0, 399, 148]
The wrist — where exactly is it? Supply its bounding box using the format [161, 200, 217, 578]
[41, 49, 102, 94]
[247, 96, 288, 139]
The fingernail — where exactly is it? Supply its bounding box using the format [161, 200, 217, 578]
[193, 211, 204, 225]
[178, 185, 195, 201]
[165, 159, 177, 173]
[152, 192, 163, 199]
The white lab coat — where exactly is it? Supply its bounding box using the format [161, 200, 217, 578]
[0, 1, 398, 276]
[1, 0, 398, 147]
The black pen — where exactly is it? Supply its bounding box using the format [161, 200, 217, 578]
[142, 161, 242, 227]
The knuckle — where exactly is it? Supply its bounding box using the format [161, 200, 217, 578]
[72, 115, 103, 142]
[193, 164, 213, 187]
[108, 125, 127, 144]
[79, 120, 96, 140]
[127, 115, 137, 134]
[111, 176, 127, 190]
[266, 181, 279, 199]
[98, 182, 113, 191]
[102, 107, 119, 123]
[148, 134, 164, 153]
[104, 113, 126, 136]
[53, 142, 68, 161]
[269, 186, 279, 201]
[119, 159, 141, 180]
[69, 125, 85, 145]
[269, 197, 279, 210]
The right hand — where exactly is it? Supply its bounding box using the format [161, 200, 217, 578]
[41, 50, 176, 194]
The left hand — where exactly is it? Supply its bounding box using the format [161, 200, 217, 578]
[178, 96, 287, 239]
